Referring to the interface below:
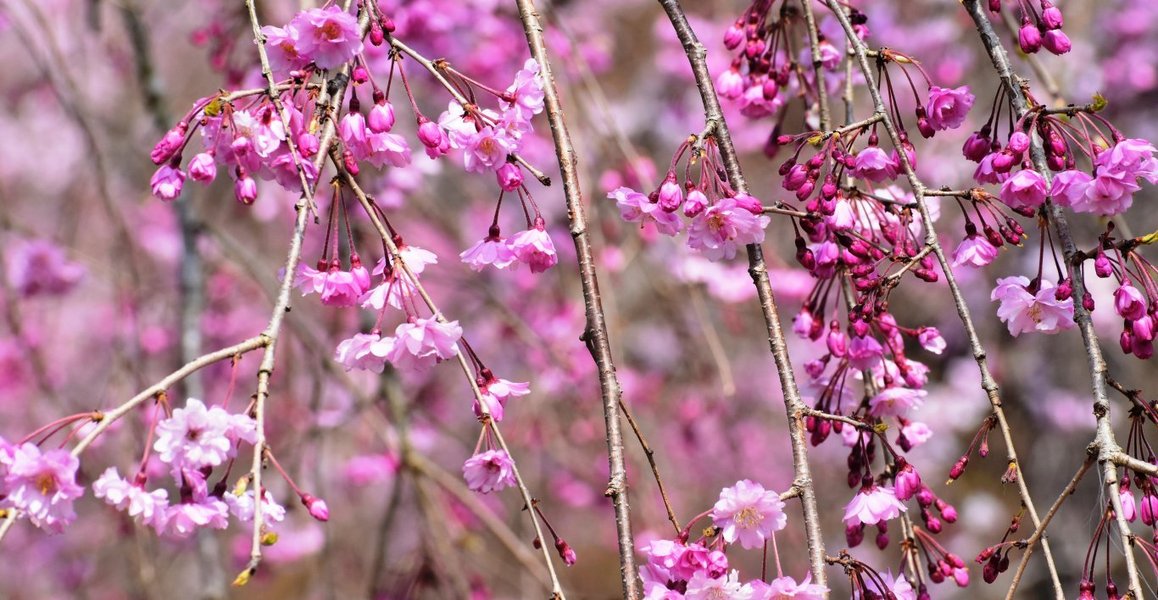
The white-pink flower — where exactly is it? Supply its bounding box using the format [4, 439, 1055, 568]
[159, 499, 229, 539]
[154, 398, 256, 472]
[685, 570, 754, 600]
[610, 186, 683, 237]
[3, 443, 83, 533]
[869, 386, 926, 417]
[385, 318, 462, 372]
[508, 224, 558, 273]
[462, 449, 516, 494]
[710, 479, 786, 549]
[990, 276, 1075, 336]
[843, 484, 906, 526]
[93, 467, 170, 529]
[460, 236, 518, 271]
[687, 196, 770, 261]
[335, 332, 391, 372]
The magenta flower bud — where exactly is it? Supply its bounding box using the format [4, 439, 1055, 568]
[343, 149, 360, 176]
[417, 118, 444, 148]
[963, 130, 991, 162]
[895, 462, 922, 501]
[949, 456, 969, 481]
[555, 539, 577, 566]
[301, 494, 330, 522]
[1133, 314, 1155, 342]
[368, 100, 396, 133]
[1042, 29, 1071, 55]
[795, 179, 816, 201]
[1041, 2, 1064, 29]
[926, 515, 943, 533]
[992, 151, 1016, 173]
[983, 559, 1000, 583]
[1135, 338, 1155, 359]
[1141, 494, 1158, 526]
[1095, 252, 1113, 277]
[1115, 284, 1147, 320]
[953, 568, 969, 587]
[724, 23, 744, 50]
[761, 77, 779, 101]
[683, 189, 708, 217]
[1121, 329, 1135, 354]
[940, 503, 958, 523]
[1054, 278, 1073, 301]
[917, 116, 935, 139]
[1018, 21, 1042, 54]
[845, 522, 865, 548]
[369, 20, 385, 46]
[732, 192, 762, 215]
[188, 152, 217, 183]
[988, 0, 1001, 10]
[783, 164, 809, 191]
[496, 162, 524, 192]
[716, 67, 744, 100]
[744, 38, 765, 59]
[826, 328, 848, 357]
[351, 65, 369, 84]
[234, 172, 257, 205]
[1082, 291, 1095, 312]
[875, 530, 889, 550]
[657, 174, 683, 212]
[297, 132, 320, 157]
[1007, 131, 1030, 155]
[150, 122, 188, 165]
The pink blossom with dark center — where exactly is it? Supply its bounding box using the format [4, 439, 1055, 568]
[260, 24, 307, 74]
[925, 85, 975, 131]
[462, 449, 516, 494]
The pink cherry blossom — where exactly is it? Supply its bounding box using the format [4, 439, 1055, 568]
[504, 59, 545, 119]
[225, 489, 287, 525]
[918, 327, 946, 354]
[462, 449, 516, 494]
[843, 484, 907, 526]
[508, 223, 558, 273]
[869, 386, 926, 417]
[92, 467, 169, 529]
[261, 24, 307, 74]
[160, 499, 229, 539]
[761, 574, 828, 599]
[460, 236, 518, 270]
[686, 196, 770, 261]
[1115, 283, 1148, 320]
[1071, 168, 1140, 215]
[1049, 169, 1093, 207]
[951, 233, 998, 268]
[610, 186, 683, 236]
[153, 398, 256, 472]
[335, 332, 391, 372]
[925, 85, 975, 131]
[710, 479, 787, 549]
[685, 570, 753, 600]
[291, 6, 363, 70]
[852, 146, 898, 182]
[991, 276, 1076, 336]
[999, 169, 1048, 210]
[2, 443, 83, 533]
[847, 334, 884, 371]
[385, 318, 462, 372]
[150, 164, 185, 200]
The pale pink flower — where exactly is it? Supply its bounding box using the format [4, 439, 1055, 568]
[363, 131, 412, 168]
[902, 422, 933, 448]
[261, 24, 307, 74]
[386, 318, 462, 372]
[761, 574, 828, 599]
[685, 570, 753, 600]
[231, 109, 284, 158]
[160, 499, 229, 539]
[474, 377, 531, 422]
[869, 386, 926, 417]
[991, 276, 1076, 336]
[461, 236, 518, 270]
[1096, 138, 1158, 183]
[687, 196, 770, 261]
[999, 169, 1048, 210]
[925, 85, 975, 131]
[464, 126, 514, 173]
[294, 264, 328, 295]
[847, 334, 884, 371]
[93, 467, 169, 529]
[154, 398, 256, 472]
[291, 6, 363, 70]
[952, 233, 998, 268]
[918, 327, 946, 354]
[335, 332, 390, 372]
[391, 246, 439, 276]
[843, 484, 907, 526]
[508, 224, 558, 273]
[320, 267, 371, 307]
[610, 186, 683, 236]
[1049, 169, 1093, 208]
[858, 570, 915, 600]
[504, 58, 545, 119]
[3, 443, 83, 533]
[225, 489, 287, 524]
[710, 479, 786, 549]
[1072, 168, 1140, 215]
[716, 67, 744, 99]
[462, 449, 516, 494]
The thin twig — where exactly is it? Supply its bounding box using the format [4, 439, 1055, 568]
[657, 0, 828, 586]
[823, 2, 1065, 595]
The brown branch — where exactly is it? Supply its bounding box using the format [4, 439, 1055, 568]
[657, 0, 828, 586]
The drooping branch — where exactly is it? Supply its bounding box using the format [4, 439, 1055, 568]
[821, 1, 1064, 595]
[656, 0, 828, 587]
[960, 2, 1144, 595]
[512, 1, 640, 597]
